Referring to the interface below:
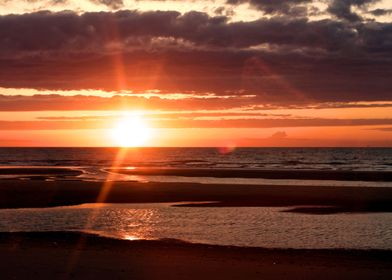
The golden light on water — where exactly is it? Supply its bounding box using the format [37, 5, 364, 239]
[111, 113, 153, 147]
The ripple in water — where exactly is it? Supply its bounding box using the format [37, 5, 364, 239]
[0, 203, 391, 250]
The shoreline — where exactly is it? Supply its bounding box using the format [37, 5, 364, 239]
[1, 166, 392, 182]
[2, 231, 392, 254]
[1, 231, 391, 280]
[108, 167, 392, 181]
[1, 179, 392, 213]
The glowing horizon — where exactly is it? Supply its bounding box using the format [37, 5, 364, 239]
[0, 1, 391, 147]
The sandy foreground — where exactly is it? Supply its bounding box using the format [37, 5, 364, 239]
[0, 231, 391, 280]
[0, 177, 392, 279]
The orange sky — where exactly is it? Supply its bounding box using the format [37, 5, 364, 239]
[0, 126, 391, 147]
[0, 1, 391, 147]
[0, 88, 390, 147]
[0, 95, 391, 147]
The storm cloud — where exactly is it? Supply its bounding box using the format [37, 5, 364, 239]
[227, 0, 311, 15]
[327, 0, 378, 22]
[0, 8, 391, 104]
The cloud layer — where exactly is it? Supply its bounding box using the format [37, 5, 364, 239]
[0, 2, 390, 106]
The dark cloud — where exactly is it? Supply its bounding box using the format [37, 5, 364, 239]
[0, 10, 391, 104]
[91, 0, 124, 9]
[0, 10, 367, 53]
[327, 0, 379, 22]
[369, 8, 392, 16]
[0, 0, 124, 9]
[227, 0, 311, 16]
[1, 94, 391, 112]
[0, 94, 256, 111]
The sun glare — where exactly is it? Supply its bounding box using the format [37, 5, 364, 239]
[111, 113, 152, 147]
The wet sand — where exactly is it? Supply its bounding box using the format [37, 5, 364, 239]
[0, 167, 82, 176]
[0, 178, 392, 213]
[1, 172, 392, 279]
[0, 231, 391, 280]
[109, 167, 392, 181]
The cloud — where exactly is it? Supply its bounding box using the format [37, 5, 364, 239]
[0, 94, 256, 111]
[92, 0, 124, 9]
[227, 0, 311, 16]
[268, 131, 288, 139]
[0, 10, 391, 104]
[1, 93, 392, 112]
[327, 0, 379, 22]
[1, 118, 392, 130]
[1, 10, 368, 53]
[0, 0, 124, 9]
[369, 8, 392, 16]
[367, 127, 392, 132]
[35, 111, 292, 120]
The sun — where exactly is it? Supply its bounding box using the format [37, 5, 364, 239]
[111, 113, 153, 147]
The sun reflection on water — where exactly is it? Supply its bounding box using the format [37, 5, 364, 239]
[1, 204, 392, 249]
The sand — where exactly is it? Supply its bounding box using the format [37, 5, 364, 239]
[109, 167, 392, 181]
[0, 231, 391, 280]
[0, 167, 82, 176]
[1, 175, 392, 279]
[0, 178, 392, 213]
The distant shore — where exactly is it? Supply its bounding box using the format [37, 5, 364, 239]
[0, 178, 392, 213]
[0, 231, 391, 280]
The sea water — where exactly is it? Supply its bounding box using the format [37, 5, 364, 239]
[0, 147, 391, 186]
[0, 148, 391, 249]
[0, 203, 391, 249]
[1, 147, 391, 171]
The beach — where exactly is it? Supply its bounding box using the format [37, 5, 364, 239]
[1, 0, 392, 275]
[1, 165, 392, 279]
[1, 177, 392, 213]
[1, 231, 392, 280]
[109, 167, 392, 181]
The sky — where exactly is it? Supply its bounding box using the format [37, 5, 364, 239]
[0, 0, 391, 147]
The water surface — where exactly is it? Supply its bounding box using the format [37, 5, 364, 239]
[1, 147, 391, 186]
[1, 203, 391, 250]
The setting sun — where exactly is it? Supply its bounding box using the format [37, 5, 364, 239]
[0, 1, 392, 279]
[111, 113, 152, 147]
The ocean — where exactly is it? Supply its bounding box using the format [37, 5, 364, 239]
[1, 147, 391, 171]
[0, 147, 391, 186]
[1, 147, 391, 249]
